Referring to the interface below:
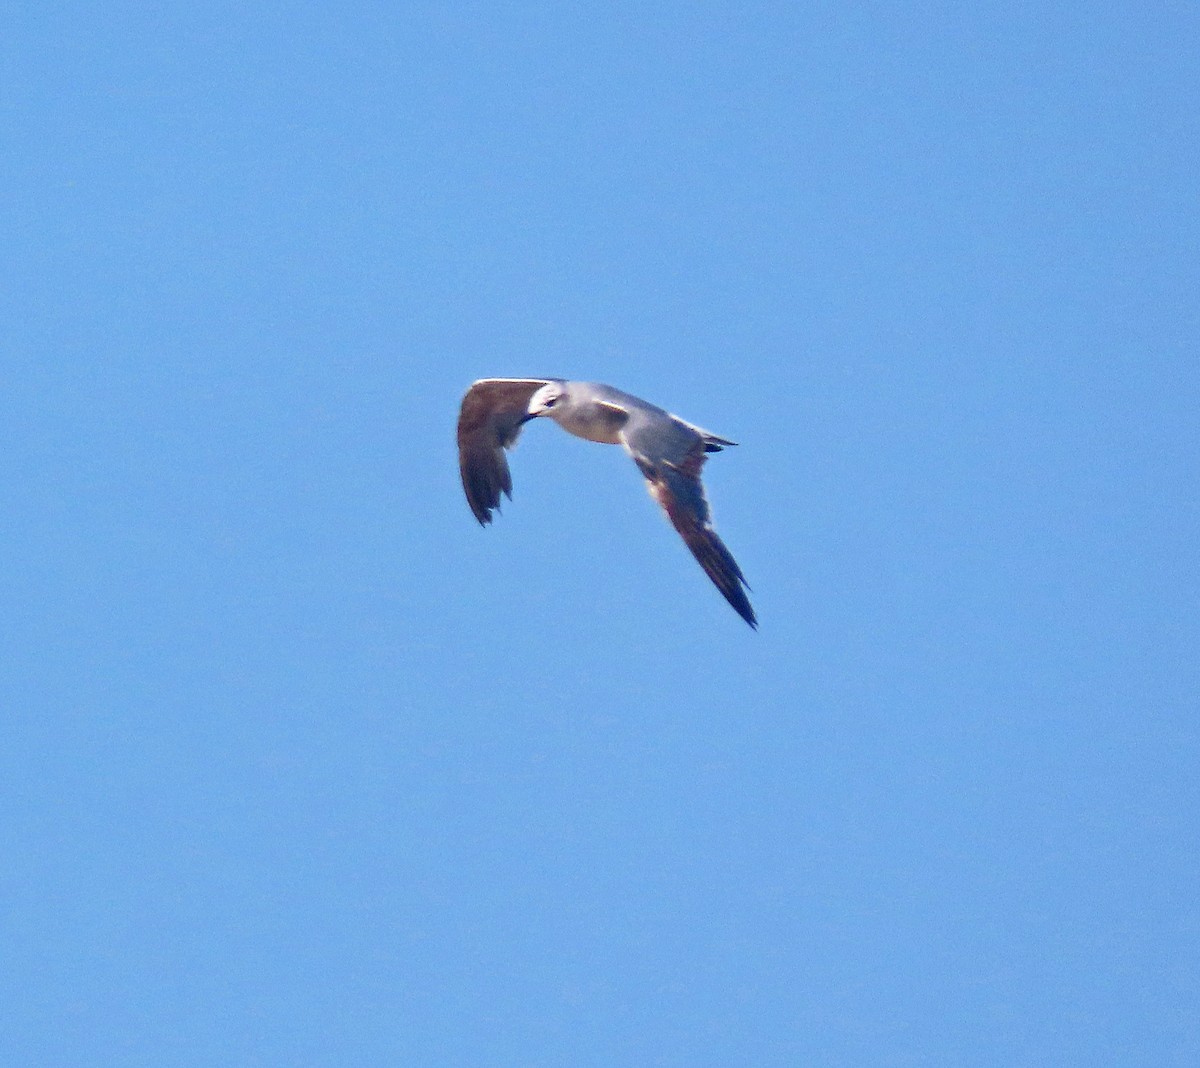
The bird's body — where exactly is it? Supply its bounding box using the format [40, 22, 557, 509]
[456, 378, 756, 627]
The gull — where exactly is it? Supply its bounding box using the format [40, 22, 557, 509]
[457, 378, 756, 627]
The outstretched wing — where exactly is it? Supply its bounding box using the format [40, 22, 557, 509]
[457, 378, 555, 524]
[624, 422, 756, 628]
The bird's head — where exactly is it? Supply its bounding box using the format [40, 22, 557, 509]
[521, 382, 567, 423]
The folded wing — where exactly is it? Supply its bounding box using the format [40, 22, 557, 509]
[456, 378, 554, 524]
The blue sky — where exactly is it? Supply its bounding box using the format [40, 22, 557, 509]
[3, 3, 1197, 1065]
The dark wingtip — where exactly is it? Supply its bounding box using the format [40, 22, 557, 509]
[728, 588, 758, 629]
[681, 525, 757, 628]
[731, 593, 758, 628]
[470, 496, 499, 526]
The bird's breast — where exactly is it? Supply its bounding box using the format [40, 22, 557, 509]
[553, 403, 626, 445]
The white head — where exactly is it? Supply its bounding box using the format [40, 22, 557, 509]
[522, 381, 568, 422]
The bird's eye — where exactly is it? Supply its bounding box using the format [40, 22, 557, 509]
[545, 396, 557, 406]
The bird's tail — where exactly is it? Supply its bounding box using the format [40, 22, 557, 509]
[700, 431, 737, 453]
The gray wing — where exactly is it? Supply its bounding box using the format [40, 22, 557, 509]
[457, 378, 554, 525]
[622, 418, 756, 628]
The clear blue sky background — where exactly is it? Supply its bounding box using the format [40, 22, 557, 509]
[3, 3, 1197, 1065]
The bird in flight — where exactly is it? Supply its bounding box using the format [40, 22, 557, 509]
[456, 378, 756, 627]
